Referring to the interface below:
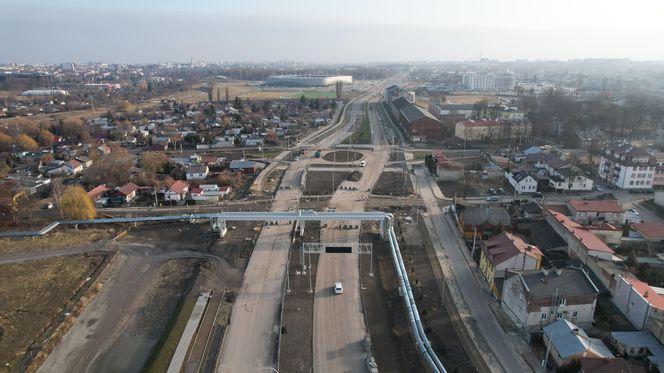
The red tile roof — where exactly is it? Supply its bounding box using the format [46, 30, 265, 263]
[623, 276, 664, 311]
[87, 184, 109, 200]
[66, 159, 82, 168]
[168, 180, 189, 194]
[568, 200, 623, 213]
[482, 232, 543, 266]
[632, 222, 664, 240]
[190, 187, 203, 194]
[547, 209, 614, 254]
[118, 182, 139, 196]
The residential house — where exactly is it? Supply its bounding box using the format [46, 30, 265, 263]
[149, 142, 169, 151]
[542, 319, 614, 367]
[585, 223, 623, 246]
[190, 187, 219, 202]
[74, 156, 93, 169]
[501, 267, 599, 330]
[194, 184, 231, 199]
[459, 205, 512, 240]
[163, 180, 189, 201]
[455, 119, 530, 142]
[610, 331, 664, 371]
[115, 182, 139, 203]
[520, 201, 543, 219]
[599, 145, 655, 190]
[229, 160, 258, 174]
[244, 137, 264, 146]
[87, 184, 109, 201]
[613, 275, 664, 330]
[544, 209, 615, 262]
[523, 146, 542, 156]
[631, 222, 664, 243]
[505, 170, 538, 194]
[64, 160, 83, 175]
[185, 165, 209, 180]
[575, 129, 610, 152]
[567, 200, 624, 225]
[478, 232, 543, 298]
[544, 157, 593, 192]
[97, 144, 111, 157]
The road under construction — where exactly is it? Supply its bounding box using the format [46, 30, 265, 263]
[1, 210, 446, 373]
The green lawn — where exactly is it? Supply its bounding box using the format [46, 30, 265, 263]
[341, 108, 372, 145]
[142, 296, 197, 373]
[243, 149, 283, 159]
[412, 151, 430, 160]
[288, 91, 337, 99]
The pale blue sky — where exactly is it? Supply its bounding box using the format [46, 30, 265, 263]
[1, 0, 663, 63]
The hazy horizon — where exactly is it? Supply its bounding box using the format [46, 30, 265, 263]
[2, 0, 664, 64]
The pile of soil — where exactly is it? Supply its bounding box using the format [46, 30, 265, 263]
[347, 171, 363, 182]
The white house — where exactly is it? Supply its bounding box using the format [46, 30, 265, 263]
[567, 200, 624, 225]
[163, 180, 189, 201]
[612, 275, 664, 330]
[190, 187, 219, 202]
[599, 145, 655, 190]
[501, 267, 599, 330]
[543, 320, 613, 367]
[543, 157, 593, 192]
[505, 170, 538, 194]
[185, 165, 209, 180]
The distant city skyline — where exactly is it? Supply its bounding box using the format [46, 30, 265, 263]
[2, 0, 664, 64]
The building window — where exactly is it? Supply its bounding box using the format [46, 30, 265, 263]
[556, 312, 563, 319]
[541, 313, 547, 320]
[630, 181, 634, 185]
[572, 311, 578, 318]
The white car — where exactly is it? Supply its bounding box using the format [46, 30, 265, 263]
[333, 282, 344, 294]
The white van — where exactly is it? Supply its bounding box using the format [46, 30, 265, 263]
[360, 161, 366, 167]
[333, 282, 344, 294]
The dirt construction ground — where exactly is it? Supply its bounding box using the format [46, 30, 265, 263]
[372, 172, 414, 196]
[399, 218, 478, 373]
[304, 171, 351, 195]
[36, 222, 253, 373]
[0, 254, 107, 373]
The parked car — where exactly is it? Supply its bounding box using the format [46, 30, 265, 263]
[333, 282, 344, 294]
[498, 187, 505, 195]
[594, 186, 604, 192]
[627, 208, 639, 215]
[486, 196, 500, 202]
[533, 192, 543, 198]
[488, 188, 497, 195]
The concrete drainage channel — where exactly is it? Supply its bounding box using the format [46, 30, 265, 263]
[1, 211, 447, 373]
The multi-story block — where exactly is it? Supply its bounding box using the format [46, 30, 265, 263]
[598, 145, 655, 190]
